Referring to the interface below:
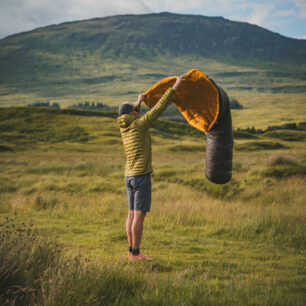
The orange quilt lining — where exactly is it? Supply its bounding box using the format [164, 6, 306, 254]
[143, 68, 220, 133]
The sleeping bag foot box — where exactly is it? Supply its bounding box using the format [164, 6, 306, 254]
[205, 84, 233, 184]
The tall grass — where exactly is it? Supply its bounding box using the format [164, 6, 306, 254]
[0, 217, 60, 304]
[1, 217, 304, 305]
[0, 108, 305, 304]
[0, 216, 144, 305]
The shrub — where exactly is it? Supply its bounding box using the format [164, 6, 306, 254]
[262, 165, 306, 179]
[264, 154, 305, 179]
[267, 154, 297, 167]
[68, 101, 116, 111]
[28, 101, 60, 108]
[229, 98, 243, 109]
[0, 145, 13, 152]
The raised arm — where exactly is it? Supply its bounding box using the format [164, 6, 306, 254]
[137, 75, 186, 128]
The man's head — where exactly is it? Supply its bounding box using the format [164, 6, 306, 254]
[118, 102, 139, 117]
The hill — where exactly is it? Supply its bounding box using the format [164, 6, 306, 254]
[2, 12, 306, 65]
[0, 12, 305, 128]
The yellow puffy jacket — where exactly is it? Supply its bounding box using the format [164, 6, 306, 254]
[117, 88, 175, 177]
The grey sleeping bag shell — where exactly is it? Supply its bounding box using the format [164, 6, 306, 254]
[205, 80, 233, 184]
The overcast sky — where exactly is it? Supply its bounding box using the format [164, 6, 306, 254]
[0, 0, 305, 40]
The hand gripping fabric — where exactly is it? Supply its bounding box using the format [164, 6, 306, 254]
[143, 68, 233, 184]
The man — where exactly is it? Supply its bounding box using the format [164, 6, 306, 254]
[117, 75, 185, 261]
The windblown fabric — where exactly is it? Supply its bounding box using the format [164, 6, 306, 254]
[143, 68, 233, 184]
[143, 68, 220, 133]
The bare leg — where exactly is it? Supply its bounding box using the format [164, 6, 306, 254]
[126, 210, 134, 247]
[132, 210, 146, 249]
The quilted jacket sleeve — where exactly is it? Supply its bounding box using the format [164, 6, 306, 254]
[137, 88, 175, 128]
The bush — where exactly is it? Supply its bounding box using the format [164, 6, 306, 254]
[262, 165, 306, 179]
[267, 154, 297, 167]
[68, 101, 116, 112]
[229, 98, 243, 109]
[264, 154, 305, 179]
[0, 145, 13, 152]
[28, 102, 60, 108]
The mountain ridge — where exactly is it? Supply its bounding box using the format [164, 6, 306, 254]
[2, 12, 304, 42]
[1, 12, 306, 64]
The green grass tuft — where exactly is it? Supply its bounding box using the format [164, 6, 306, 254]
[169, 144, 205, 152]
[267, 154, 298, 166]
[262, 165, 306, 179]
[234, 130, 258, 139]
[34, 195, 58, 211]
[264, 130, 306, 142]
[235, 141, 288, 151]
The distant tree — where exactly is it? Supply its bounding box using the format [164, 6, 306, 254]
[28, 101, 60, 108]
[68, 101, 116, 111]
[51, 102, 60, 108]
[297, 122, 306, 131]
[229, 98, 243, 109]
[28, 101, 50, 107]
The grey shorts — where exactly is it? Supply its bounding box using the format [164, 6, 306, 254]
[125, 173, 151, 212]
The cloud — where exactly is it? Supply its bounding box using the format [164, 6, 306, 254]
[246, 4, 275, 27]
[142, 0, 205, 11]
[275, 0, 306, 18]
[273, 9, 296, 18]
[0, 0, 150, 38]
[289, 0, 306, 18]
[142, 0, 247, 15]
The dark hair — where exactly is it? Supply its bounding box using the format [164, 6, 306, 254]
[118, 102, 134, 115]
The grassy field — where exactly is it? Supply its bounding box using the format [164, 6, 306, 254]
[1, 54, 305, 129]
[0, 107, 305, 304]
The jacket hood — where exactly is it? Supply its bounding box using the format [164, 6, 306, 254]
[117, 114, 137, 128]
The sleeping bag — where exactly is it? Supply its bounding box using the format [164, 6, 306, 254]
[143, 68, 233, 184]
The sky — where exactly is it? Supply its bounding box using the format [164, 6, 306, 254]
[0, 0, 305, 40]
